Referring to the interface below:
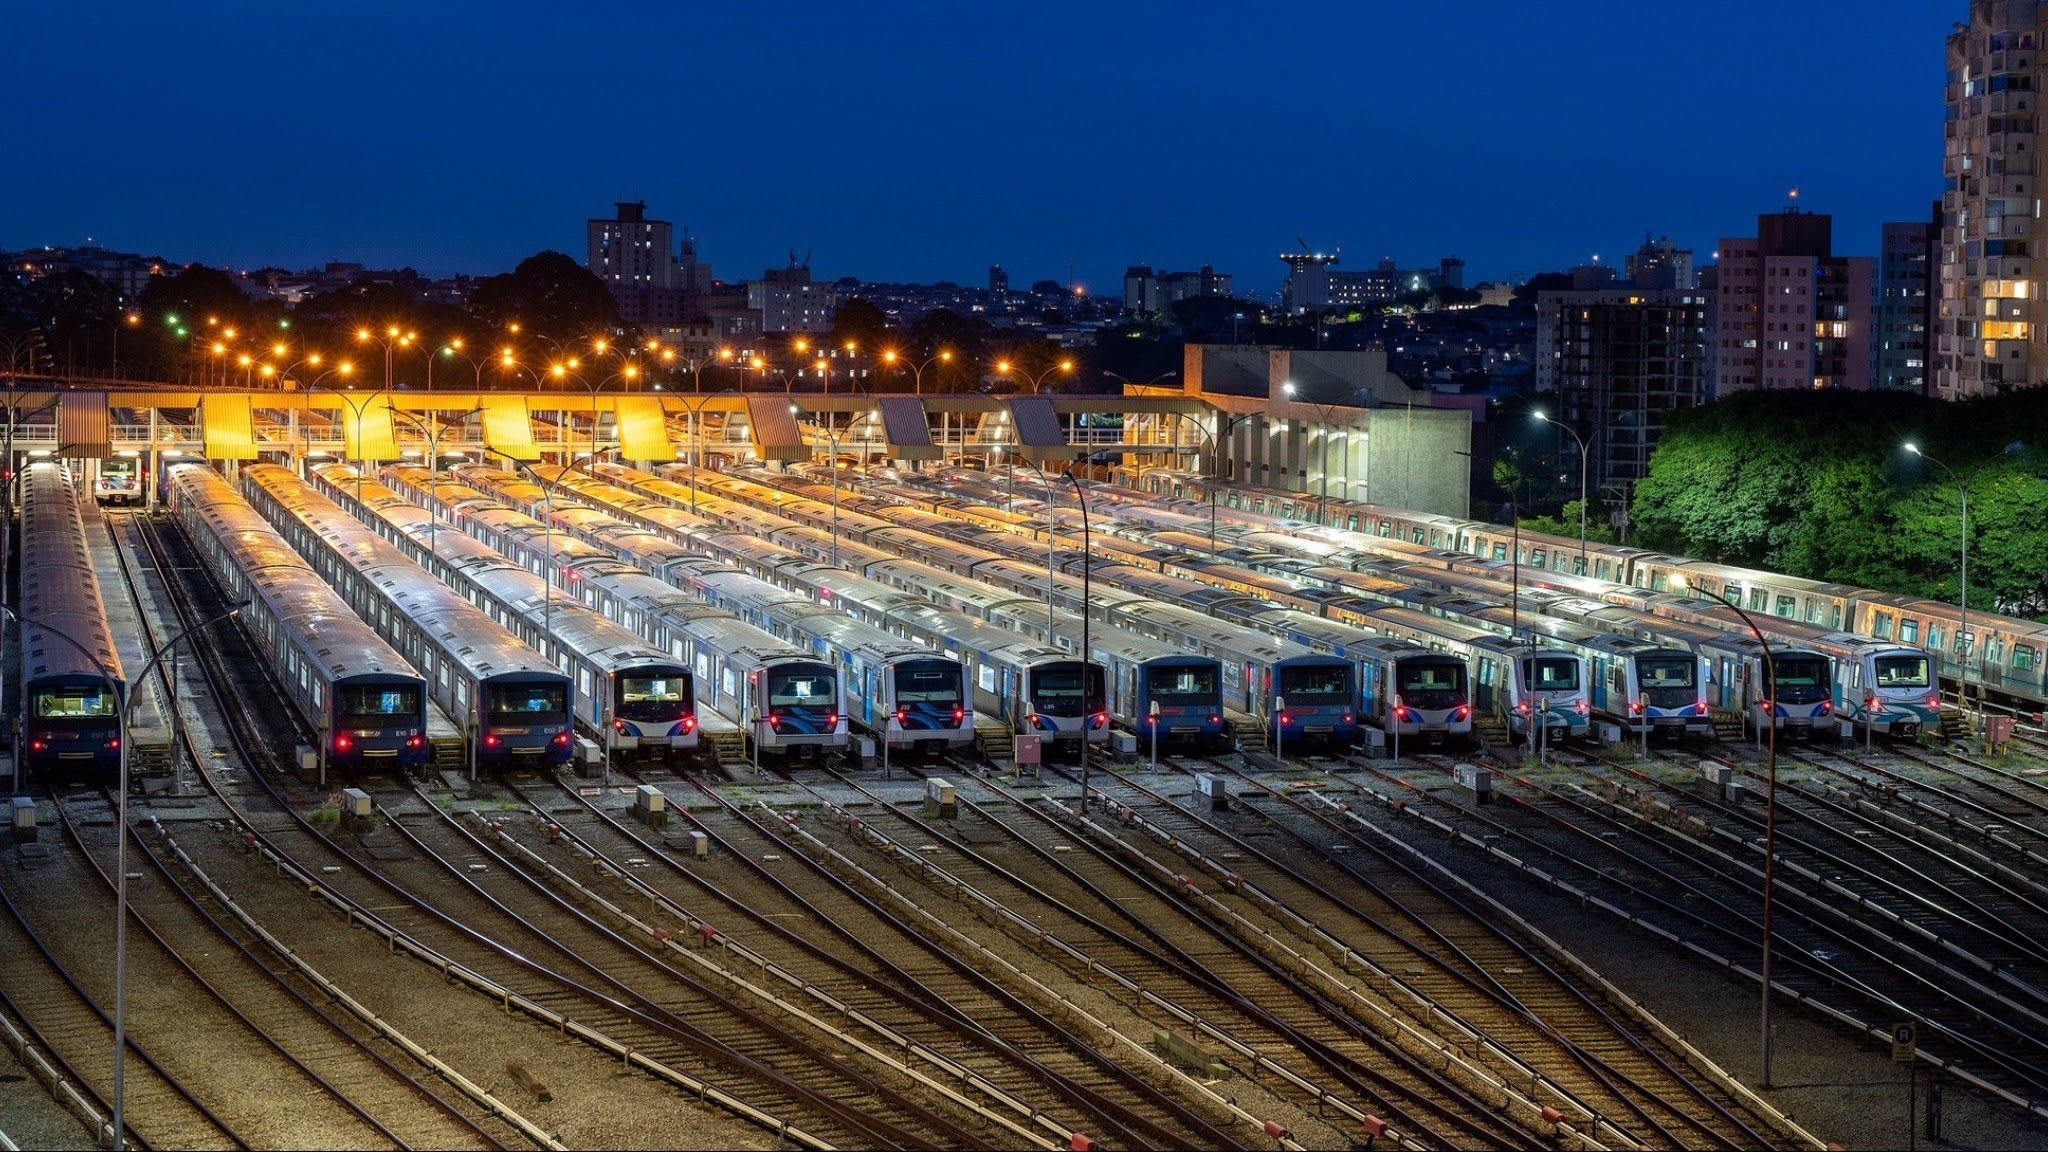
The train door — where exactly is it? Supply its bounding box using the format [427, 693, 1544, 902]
[1475, 657, 1498, 718]
[1246, 661, 1258, 714]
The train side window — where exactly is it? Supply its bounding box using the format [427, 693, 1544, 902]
[1774, 595, 1796, 618]
[1805, 601, 1822, 624]
[1749, 587, 1768, 612]
[2015, 645, 2038, 672]
[1491, 543, 1507, 561]
[1531, 548, 1548, 569]
[1650, 572, 1667, 592]
[1693, 578, 1716, 601]
[1899, 618, 1918, 644]
[1955, 630, 1973, 659]
[1571, 555, 1586, 576]
[1872, 614, 1892, 639]
[1928, 623, 1946, 652]
[1989, 634, 2006, 665]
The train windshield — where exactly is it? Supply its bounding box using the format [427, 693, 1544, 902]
[1772, 657, 1831, 702]
[1397, 661, 1467, 709]
[1278, 663, 1351, 701]
[1149, 665, 1218, 701]
[34, 688, 115, 719]
[1528, 657, 1580, 692]
[767, 670, 837, 707]
[618, 675, 692, 722]
[1639, 658, 1697, 689]
[1029, 664, 1105, 716]
[488, 683, 568, 721]
[340, 685, 422, 719]
[896, 664, 962, 705]
[1873, 655, 1931, 689]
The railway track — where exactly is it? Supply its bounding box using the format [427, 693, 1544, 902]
[1037, 749, 1788, 1150]
[769, 760, 1549, 1148]
[0, 792, 246, 1151]
[506, 772, 1239, 1149]
[1355, 743, 2048, 1120]
[123, 507, 967, 1148]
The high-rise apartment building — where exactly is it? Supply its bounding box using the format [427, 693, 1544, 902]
[1625, 235, 1697, 290]
[588, 201, 674, 291]
[1713, 208, 1875, 394]
[1534, 288, 1712, 490]
[747, 258, 835, 333]
[1879, 216, 1937, 393]
[1123, 264, 1232, 316]
[1938, 2, 2046, 398]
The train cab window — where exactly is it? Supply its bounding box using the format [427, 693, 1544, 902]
[1875, 655, 1931, 688]
[34, 688, 116, 718]
[1530, 657, 1580, 691]
[1900, 619, 1919, 644]
[1872, 614, 1892, 639]
[341, 686, 421, 717]
[490, 684, 567, 720]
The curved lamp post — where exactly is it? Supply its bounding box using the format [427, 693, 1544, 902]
[1, 598, 248, 1150]
[996, 356, 1073, 394]
[1532, 410, 1591, 573]
[882, 348, 955, 395]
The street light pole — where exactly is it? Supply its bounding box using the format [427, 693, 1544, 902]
[791, 403, 842, 567]
[1065, 463, 1094, 815]
[1, 599, 248, 1151]
[1713, 589, 1778, 1089]
[1534, 411, 1591, 572]
[1904, 443, 1984, 723]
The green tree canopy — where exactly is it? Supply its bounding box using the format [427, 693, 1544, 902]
[1631, 389, 2048, 618]
[466, 251, 621, 346]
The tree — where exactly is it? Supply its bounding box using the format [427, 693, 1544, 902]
[906, 308, 990, 393]
[826, 296, 890, 356]
[466, 251, 622, 346]
[1028, 279, 1065, 297]
[133, 266, 255, 381]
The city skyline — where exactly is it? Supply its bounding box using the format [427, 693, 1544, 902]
[5, 0, 1943, 292]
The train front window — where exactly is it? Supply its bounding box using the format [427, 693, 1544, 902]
[1396, 662, 1466, 709]
[1873, 656, 1930, 689]
[767, 672, 836, 707]
[35, 689, 115, 719]
[488, 684, 567, 721]
[340, 686, 421, 719]
[1772, 658, 1831, 702]
[1639, 658, 1696, 690]
[897, 667, 962, 705]
[1278, 664, 1350, 701]
[1529, 658, 1580, 692]
[1150, 666, 1218, 701]
[1029, 665, 1105, 715]
[618, 676, 691, 721]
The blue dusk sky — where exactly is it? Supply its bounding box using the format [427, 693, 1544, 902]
[4, 0, 1946, 296]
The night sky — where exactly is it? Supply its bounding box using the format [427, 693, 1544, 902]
[7, 0, 1945, 296]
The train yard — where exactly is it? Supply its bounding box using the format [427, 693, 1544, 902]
[4, 455, 2048, 1149]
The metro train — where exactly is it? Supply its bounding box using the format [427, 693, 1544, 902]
[1116, 464, 2048, 714]
[306, 465, 701, 760]
[600, 460, 1332, 748]
[238, 464, 576, 769]
[452, 467, 1116, 753]
[397, 463, 937, 754]
[165, 463, 432, 771]
[18, 461, 130, 775]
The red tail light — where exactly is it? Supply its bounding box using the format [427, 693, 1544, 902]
[552, 730, 571, 746]
[1818, 701, 1832, 714]
[1928, 695, 1941, 708]
[614, 718, 627, 732]
[827, 710, 838, 727]
[1574, 700, 1589, 716]
[406, 735, 424, 749]
[484, 733, 501, 748]
[1515, 701, 1531, 715]
[1628, 699, 1644, 716]
[1452, 705, 1471, 721]
[29, 739, 44, 753]
[334, 733, 353, 751]
[1694, 700, 1710, 715]
[1343, 714, 1354, 723]
[681, 715, 697, 734]
[1394, 705, 1411, 721]
[1278, 711, 1292, 725]
[766, 712, 780, 730]
[952, 706, 965, 723]
[895, 708, 908, 726]
[1206, 714, 1218, 725]
[106, 737, 119, 749]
